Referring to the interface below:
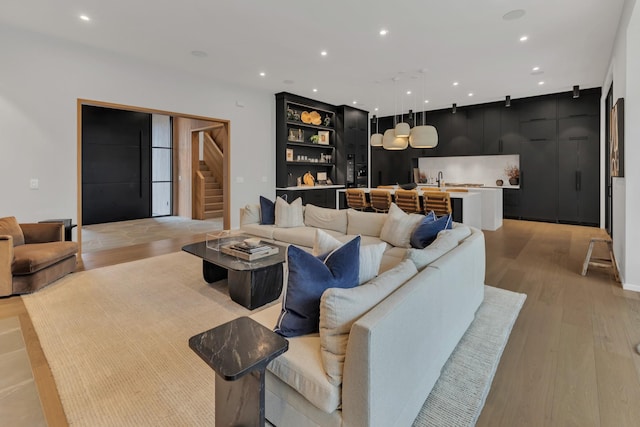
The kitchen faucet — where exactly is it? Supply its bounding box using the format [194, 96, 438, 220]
[437, 171, 444, 188]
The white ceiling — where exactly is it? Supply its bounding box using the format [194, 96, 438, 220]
[0, 0, 626, 116]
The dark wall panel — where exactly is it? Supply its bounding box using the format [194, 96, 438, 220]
[82, 105, 151, 225]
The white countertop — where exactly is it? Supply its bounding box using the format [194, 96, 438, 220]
[417, 184, 520, 190]
[277, 185, 345, 191]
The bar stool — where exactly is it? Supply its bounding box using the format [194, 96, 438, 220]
[581, 237, 620, 281]
[369, 190, 393, 213]
[345, 188, 370, 211]
[394, 189, 421, 214]
[423, 192, 452, 216]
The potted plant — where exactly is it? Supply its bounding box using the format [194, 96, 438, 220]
[505, 165, 520, 185]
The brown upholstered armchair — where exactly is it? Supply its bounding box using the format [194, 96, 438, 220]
[0, 217, 78, 296]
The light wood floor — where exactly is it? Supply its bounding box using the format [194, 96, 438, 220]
[2, 220, 639, 426]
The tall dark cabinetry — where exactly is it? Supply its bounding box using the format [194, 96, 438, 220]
[336, 106, 369, 188]
[82, 105, 151, 225]
[275, 93, 369, 208]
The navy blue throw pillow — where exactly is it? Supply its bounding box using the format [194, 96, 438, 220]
[275, 236, 360, 337]
[259, 195, 287, 225]
[410, 213, 452, 249]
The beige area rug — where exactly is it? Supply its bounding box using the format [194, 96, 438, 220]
[81, 216, 223, 252]
[0, 317, 47, 426]
[23, 252, 525, 426]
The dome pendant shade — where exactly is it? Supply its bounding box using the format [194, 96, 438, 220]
[370, 133, 384, 146]
[394, 122, 411, 138]
[383, 129, 408, 150]
[409, 125, 439, 148]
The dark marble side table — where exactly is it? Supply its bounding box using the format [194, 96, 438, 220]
[189, 316, 288, 427]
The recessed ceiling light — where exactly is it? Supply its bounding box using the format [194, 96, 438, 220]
[532, 66, 540, 71]
[503, 9, 526, 21]
[453, 82, 459, 86]
[312, 88, 318, 92]
[379, 29, 388, 36]
[259, 72, 266, 77]
[352, 101, 357, 105]
[424, 100, 429, 104]
[375, 107, 379, 111]
[468, 93, 474, 97]
[79, 14, 90, 21]
[538, 81, 545, 85]
[406, 91, 412, 95]
[321, 50, 328, 56]
[191, 50, 207, 58]
[520, 35, 529, 42]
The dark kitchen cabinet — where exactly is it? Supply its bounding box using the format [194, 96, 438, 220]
[337, 106, 369, 188]
[520, 127, 558, 222]
[503, 188, 521, 219]
[557, 116, 600, 225]
[483, 104, 521, 154]
[518, 97, 557, 121]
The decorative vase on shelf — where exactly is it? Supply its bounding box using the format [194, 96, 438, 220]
[496, 179, 503, 186]
[509, 178, 519, 186]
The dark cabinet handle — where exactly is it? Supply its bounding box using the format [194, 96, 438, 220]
[530, 138, 547, 142]
[520, 170, 523, 188]
[530, 117, 547, 122]
[577, 171, 582, 191]
[569, 113, 588, 117]
[499, 139, 503, 153]
[139, 131, 143, 198]
[569, 136, 588, 141]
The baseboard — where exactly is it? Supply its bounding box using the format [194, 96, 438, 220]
[622, 282, 640, 293]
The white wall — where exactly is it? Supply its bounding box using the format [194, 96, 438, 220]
[0, 25, 276, 230]
[418, 155, 520, 188]
[603, 0, 640, 291]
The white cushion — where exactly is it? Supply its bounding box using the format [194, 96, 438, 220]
[275, 197, 305, 228]
[304, 204, 348, 234]
[319, 259, 418, 386]
[313, 229, 386, 285]
[240, 223, 276, 240]
[241, 204, 261, 225]
[250, 304, 341, 413]
[272, 227, 318, 248]
[379, 203, 424, 248]
[444, 223, 472, 242]
[404, 232, 459, 270]
[347, 209, 388, 237]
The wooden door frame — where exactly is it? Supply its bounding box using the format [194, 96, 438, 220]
[77, 99, 231, 255]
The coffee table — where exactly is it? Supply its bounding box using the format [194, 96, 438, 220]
[182, 236, 287, 310]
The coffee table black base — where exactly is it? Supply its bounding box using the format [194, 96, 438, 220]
[203, 261, 283, 310]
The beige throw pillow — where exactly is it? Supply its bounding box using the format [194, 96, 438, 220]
[346, 209, 388, 237]
[404, 232, 459, 270]
[313, 229, 386, 285]
[319, 259, 418, 386]
[379, 203, 424, 248]
[275, 197, 305, 228]
[304, 204, 348, 234]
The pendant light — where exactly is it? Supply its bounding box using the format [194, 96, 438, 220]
[409, 69, 439, 148]
[394, 78, 410, 137]
[384, 79, 409, 150]
[370, 115, 383, 146]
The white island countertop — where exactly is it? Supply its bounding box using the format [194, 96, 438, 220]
[276, 185, 345, 191]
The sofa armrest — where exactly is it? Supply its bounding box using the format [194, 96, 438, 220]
[20, 223, 64, 244]
[0, 235, 14, 297]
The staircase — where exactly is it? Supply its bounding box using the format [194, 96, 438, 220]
[199, 161, 223, 219]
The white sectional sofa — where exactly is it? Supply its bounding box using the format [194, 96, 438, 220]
[239, 202, 485, 426]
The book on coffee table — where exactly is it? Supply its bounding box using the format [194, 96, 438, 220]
[221, 244, 279, 261]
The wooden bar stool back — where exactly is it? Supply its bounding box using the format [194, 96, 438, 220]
[581, 237, 620, 282]
[345, 188, 370, 211]
[394, 189, 421, 214]
[369, 190, 393, 213]
[424, 192, 452, 216]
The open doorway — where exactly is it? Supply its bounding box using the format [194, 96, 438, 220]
[77, 99, 230, 255]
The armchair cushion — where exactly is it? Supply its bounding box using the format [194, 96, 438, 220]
[20, 223, 64, 244]
[12, 242, 78, 275]
[0, 216, 25, 246]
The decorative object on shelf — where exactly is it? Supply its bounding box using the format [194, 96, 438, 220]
[296, 176, 302, 186]
[324, 115, 331, 127]
[505, 165, 519, 185]
[288, 128, 304, 142]
[309, 135, 319, 144]
[292, 110, 300, 122]
[496, 179, 504, 186]
[317, 130, 330, 145]
[287, 107, 295, 121]
[286, 148, 294, 161]
[310, 111, 322, 125]
[317, 171, 327, 184]
[303, 171, 315, 186]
